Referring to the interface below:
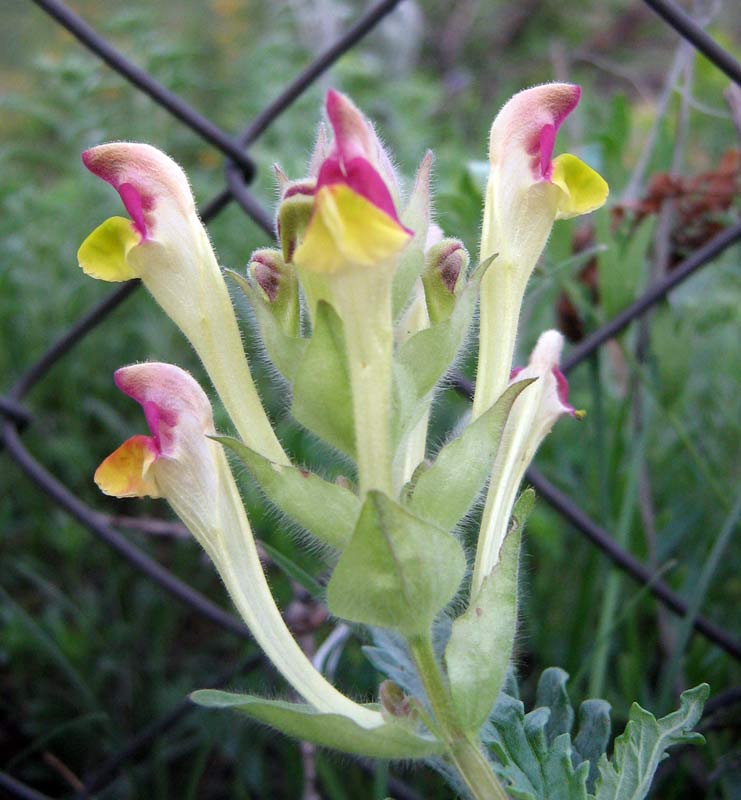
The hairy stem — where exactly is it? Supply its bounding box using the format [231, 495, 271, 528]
[409, 637, 509, 800]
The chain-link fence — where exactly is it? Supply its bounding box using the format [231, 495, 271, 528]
[2, 0, 740, 797]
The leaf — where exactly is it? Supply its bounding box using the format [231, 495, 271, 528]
[215, 435, 360, 549]
[392, 276, 479, 447]
[291, 300, 355, 457]
[191, 690, 444, 759]
[572, 700, 611, 793]
[392, 151, 432, 320]
[486, 694, 590, 800]
[536, 668, 575, 746]
[444, 490, 530, 732]
[593, 684, 709, 800]
[226, 268, 306, 381]
[326, 491, 466, 637]
[363, 628, 424, 700]
[409, 380, 534, 528]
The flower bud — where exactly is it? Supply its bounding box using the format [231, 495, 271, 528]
[276, 180, 316, 263]
[248, 248, 299, 337]
[472, 331, 579, 596]
[379, 680, 419, 726]
[421, 239, 469, 324]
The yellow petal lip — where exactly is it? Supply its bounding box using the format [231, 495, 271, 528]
[551, 153, 609, 219]
[95, 434, 161, 498]
[293, 184, 411, 273]
[78, 216, 140, 282]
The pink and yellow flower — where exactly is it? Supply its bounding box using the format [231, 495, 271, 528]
[474, 84, 608, 417]
[291, 90, 412, 273]
[77, 144, 286, 464]
[96, 362, 383, 729]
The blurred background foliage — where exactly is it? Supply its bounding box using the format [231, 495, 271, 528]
[1, 0, 739, 797]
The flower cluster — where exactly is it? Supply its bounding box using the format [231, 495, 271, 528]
[77, 85, 608, 793]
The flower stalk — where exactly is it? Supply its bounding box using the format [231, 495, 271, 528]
[76, 85, 625, 798]
[409, 637, 508, 800]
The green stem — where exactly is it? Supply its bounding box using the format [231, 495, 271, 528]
[409, 637, 509, 800]
[450, 737, 510, 800]
[332, 267, 394, 497]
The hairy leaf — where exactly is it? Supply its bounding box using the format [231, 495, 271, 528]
[291, 300, 355, 457]
[226, 268, 305, 381]
[392, 274, 480, 448]
[216, 435, 359, 549]
[409, 380, 534, 528]
[191, 690, 444, 759]
[445, 490, 531, 731]
[327, 491, 465, 637]
[593, 684, 708, 800]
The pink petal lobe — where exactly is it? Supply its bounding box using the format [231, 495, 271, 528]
[552, 367, 576, 417]
[325, 89, 372, 163]
[118, 182, 149, 238]
[539, 124, 557, 180]
[82, 143, 194, 240]
[114, 363, 212, 457]
[491, 83, 582, 182]
[317, 155, 409, 230]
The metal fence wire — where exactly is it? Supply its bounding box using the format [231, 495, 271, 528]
[2, 0, 740, 798]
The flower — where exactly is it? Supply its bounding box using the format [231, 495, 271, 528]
[471, 331, 577, 596]
[473, 84, 608, 417]
[291, 90, 412, 273]
[96, 362, 382, 729]
[78, 143, 286, 464]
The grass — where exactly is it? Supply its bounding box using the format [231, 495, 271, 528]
[2, 0, 740, 797]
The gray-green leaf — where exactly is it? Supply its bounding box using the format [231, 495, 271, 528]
[573, 699, 611, 793]
[327, 491, 466, 637]
[593, 684, 708, 800]
[536, 668, 575, 746]
[486, 693, 590, 800]
[191, 690, 443, 759]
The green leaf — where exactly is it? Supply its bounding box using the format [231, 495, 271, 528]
[327, 491, 465, 637]
[215, 435, 360, 549]
[392, 275, 479, 447]
[409, 380, 534, 528]
[291, 300, 355, 457]
[191, 690, 443, 759]
[392, 152, 432, 320]
[594, 684, 708, 800]
[226, 268, 306, 381]
[445, 490, 530, 732]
